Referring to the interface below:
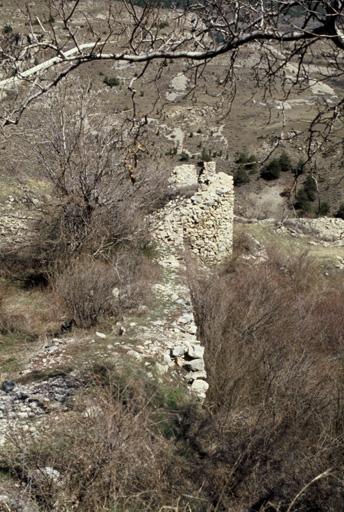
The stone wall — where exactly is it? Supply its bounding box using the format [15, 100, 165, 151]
[149, 161, 234, 398]
[153, 161, 234, 265]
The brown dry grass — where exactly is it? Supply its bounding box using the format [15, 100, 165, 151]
[1, 363, 198, 512]
[4, 250, 344, 511]
[189, 250, 344, 510]
[0, 281, 61, 338]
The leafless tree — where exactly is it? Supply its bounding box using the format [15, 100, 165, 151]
[0, 0, 343, 199]
[0, 81, 169, 288]
[0, 1, 343, 131]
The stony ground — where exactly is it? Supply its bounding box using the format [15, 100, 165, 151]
[0, 170, 211, 448]
[2, 167, 344, 459]
[235, 215, 344, 271]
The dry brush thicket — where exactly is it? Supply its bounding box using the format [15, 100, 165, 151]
[2, 363, 196, 512]
[3, 254, 344, 511]
[0, 87, 168, 327]
[190, 250, 344, 510]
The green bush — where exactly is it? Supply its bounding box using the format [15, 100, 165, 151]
[292, 159, 305, 176]
[103, 76, 120, 87]
[318, 201, 330, 216]
[279, 151, 292, 172]
[2, 23, 12, 34]
[234, 167, 250, 187]
[233, 150, 257, 186]
[236, 150, 257, 172]
[260, 158, 281, 180]
[201, 148, 212, 162]
[294, 189, 313, 214]
[335, 203, 344, 219]
[303, 175, 317, 201]
[179, 151, 189, 162]
[294, 175, 318, 213]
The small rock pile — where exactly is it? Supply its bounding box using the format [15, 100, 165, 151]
[282, 217, 344, 244]
[0, 206, 31, 248]
[0, 375, 80, 443]
[170, 342, 208, 395]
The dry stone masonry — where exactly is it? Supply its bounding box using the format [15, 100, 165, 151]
[183, 162, 234, 264]
[150, 161, 234, 397]
[153, 161, 234, 265]
[156, 162, 234, 265]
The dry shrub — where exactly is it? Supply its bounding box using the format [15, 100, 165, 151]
[0, 85, 169, 287]
[0, 179, 161, 287]
[54, 250, 159, 328]
[0, 292, 17, 335]
[2, 364, 197, 512]
[189, 251, 344, 510]
[53, 257, 119, 329]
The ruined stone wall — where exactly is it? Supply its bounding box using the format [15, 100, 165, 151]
[148, 161, 234, 397]
[153, 161, 234, 265]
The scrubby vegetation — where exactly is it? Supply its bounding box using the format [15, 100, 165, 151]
[189, 250, 344, 511]
[232, 150, 331, 218]
[260, 157, 282, 180]
[234, 150, 303, 187]
[260, 152, 293, 181]
[103, 76, 120, 88]
[335, 203, 344, 219]
[1, 363, 196, 512]
[2, 23, 12, 34]
[233, 150, 257, 186]
[2, 252, 344, 511]
[293, 175, 329, 216]
[0, 88, 166, 329]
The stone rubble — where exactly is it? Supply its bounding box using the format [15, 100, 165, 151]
[0, 374, 80, 444]
[281, 217, 344, 244]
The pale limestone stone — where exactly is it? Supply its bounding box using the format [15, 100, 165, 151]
[147, 161, 234, 399]
[191, 379, 209, 396]
[187, 344, 204, 359]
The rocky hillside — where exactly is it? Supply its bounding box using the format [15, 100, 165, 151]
[0, 1, 344, 509]
[0, 0, 344, 219]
